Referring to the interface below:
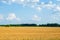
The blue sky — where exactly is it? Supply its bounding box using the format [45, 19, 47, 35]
[0, 0, 60, 24]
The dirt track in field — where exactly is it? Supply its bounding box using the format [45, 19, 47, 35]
[0, 27, 60, 40]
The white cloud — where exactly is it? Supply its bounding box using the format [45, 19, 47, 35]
[20, 0, 24, 2]
[36, 6, 42, 11]
[1, 0, 60, 12]
[49, 1, 53, 4]
[56, 6, 60, 11]
[0, 0, 46, 11]
[30, 5, 35, 8]
[6, 13, 16, 20]
[17, 0, 25, 3]
[44, 4, 56, 9]
[12, 0, 16, 2]
[1, 0, 16, 5]
[31, 0, 39, 3]
[53, 6, 60, 12]
[6, 13, 20, 21]
[1, 0, 39, 6]
[32, 14, 41, 21]
[39, 1, 56, 9]
[41, 2, 45, 5]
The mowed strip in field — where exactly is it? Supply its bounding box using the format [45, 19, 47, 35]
[0, 27, 60, 40]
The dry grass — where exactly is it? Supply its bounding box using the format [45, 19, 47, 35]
[0, 27, 60, 40]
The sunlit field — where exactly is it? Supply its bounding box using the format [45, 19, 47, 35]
[0, 27, 60, 40]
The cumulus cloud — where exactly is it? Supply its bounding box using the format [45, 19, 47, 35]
[41, 2, 45, 5]
[1, 0, 39, 6]
[56, 6, 60, 11]
[1, 0, 60, 12]
[36, 6, 42, 11]
[12, 0, 16, 2]
[1, 0, 60, 24]
[1, 0, 39, 4]
[44, 1, 56, 9]
[1, 0, 59, 11]
[31, 0, 39, 3]
[6, 13, 20, 21]
[32, 14, 41, 21]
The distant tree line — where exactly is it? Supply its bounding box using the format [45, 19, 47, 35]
[39, 23, 60, 27]
[0, 23, 60, 27]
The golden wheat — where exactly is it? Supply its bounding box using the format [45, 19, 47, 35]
[0, 27, 60, 40]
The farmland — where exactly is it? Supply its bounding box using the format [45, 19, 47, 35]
[0, 27, 60, 40]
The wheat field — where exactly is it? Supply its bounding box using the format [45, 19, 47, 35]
[0, 27, 60, 40]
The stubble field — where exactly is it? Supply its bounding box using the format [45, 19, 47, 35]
[0, 27, 60, 40]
